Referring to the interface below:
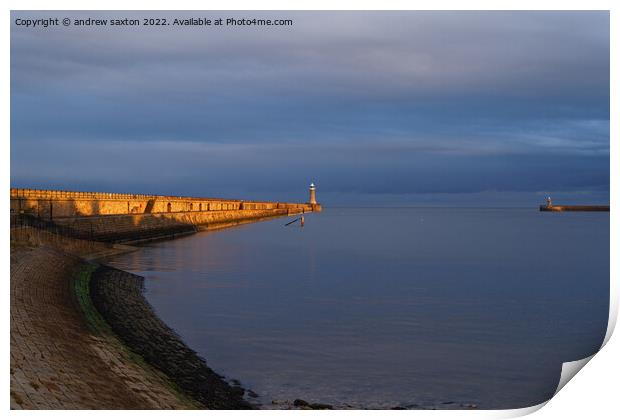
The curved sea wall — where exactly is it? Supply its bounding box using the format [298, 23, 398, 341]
[90, 265, 253, 409]
[10, 247, 201, 409]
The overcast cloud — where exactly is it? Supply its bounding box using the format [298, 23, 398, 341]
[10, 11, 609, 205]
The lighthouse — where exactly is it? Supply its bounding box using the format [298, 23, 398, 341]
[309, 182, 317, 204]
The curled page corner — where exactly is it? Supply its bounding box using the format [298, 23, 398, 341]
[493, 355, 596, 419]
[495, 401, 548, 419]
[554, 355, 595, 396]
[602, 294, 618, 348]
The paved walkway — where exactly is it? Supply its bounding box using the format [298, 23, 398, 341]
[10, 247, 198, 409]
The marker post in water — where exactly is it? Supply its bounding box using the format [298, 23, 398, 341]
[284, 216, 305, 227]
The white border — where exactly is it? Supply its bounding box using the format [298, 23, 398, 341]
[4, 1, 616, 419]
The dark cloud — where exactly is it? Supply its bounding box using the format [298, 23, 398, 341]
[10, 11, 609, 205]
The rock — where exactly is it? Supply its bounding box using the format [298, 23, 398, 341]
[292, 399, 332, 409]
[246, 390, 259, 398]
[271, 399, 292, 406]
[309, 403, 333, 410]
[230, 386, 245, 396]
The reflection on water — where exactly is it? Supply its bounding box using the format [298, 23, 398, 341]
[107, 208, 609, 409]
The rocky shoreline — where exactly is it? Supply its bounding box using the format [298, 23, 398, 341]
[10, 243, 257, 409]
[89, 264, 253, 409]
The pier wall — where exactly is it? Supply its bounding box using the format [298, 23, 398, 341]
[10, 188, 318, 218]
[539, 205, 610, 212]
[10, 188, 320, 243]
[50, 208, 308, 243]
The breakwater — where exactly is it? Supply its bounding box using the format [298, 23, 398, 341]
[11, 188, 321, 243]
[539, 205, 610, 212]
[90, 265, 252, 409]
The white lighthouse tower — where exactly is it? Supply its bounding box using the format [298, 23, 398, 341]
[309, 182, 317, 205]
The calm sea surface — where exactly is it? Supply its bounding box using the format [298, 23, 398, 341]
[106, 208, 609, 409]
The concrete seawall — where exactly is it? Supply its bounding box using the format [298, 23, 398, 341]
[90, 265, 252, 408]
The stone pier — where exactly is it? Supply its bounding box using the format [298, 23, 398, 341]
[10, 188, 321, 243]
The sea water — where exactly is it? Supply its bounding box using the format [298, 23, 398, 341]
[106, 208, 609, 409]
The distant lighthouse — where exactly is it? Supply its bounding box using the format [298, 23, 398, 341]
[309, 182, 317, 204]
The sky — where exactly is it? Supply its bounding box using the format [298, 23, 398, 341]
[10, 11, 610, 206]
